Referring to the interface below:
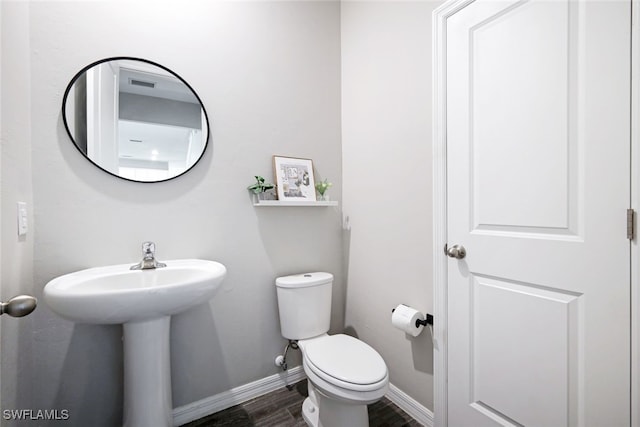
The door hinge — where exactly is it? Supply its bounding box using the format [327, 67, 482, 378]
[628, 208, 635, 240]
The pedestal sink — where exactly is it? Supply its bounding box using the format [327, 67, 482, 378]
[43, 259, 227, 427]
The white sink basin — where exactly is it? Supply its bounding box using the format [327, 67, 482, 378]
[44, 259, 226, 324]
[43, 258, 226, 427]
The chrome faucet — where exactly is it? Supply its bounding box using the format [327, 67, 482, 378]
[130, 242, 167, 270]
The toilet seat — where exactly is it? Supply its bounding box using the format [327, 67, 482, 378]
[303, 334, 388, 393]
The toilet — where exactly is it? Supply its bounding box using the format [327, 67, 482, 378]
[275, 272, 389, 427]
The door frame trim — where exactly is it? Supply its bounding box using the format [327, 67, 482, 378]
[432, 1, 475, 426]
[631, 1, 638, 426]
[433, 1, 637, 426]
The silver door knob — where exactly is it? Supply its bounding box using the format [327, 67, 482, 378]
[445, 244, 466, 259]
[0, 295, 36, 317]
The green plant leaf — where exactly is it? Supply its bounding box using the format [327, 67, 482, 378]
[248, 175, 274, 193]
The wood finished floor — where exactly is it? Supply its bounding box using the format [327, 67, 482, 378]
[181, 380, 422, 427]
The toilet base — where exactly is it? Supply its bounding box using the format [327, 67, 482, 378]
[302, 381, 369, 427]
[302, 397, 319, 426]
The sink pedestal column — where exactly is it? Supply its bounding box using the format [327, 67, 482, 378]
[123, 316, 172, 427]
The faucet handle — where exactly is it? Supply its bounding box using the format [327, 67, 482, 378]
[142, 241, 156, 255]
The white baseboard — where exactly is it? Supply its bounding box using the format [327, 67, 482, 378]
[386, 383, 434, 427]
[172, 367, 433, 427]
[172, 366, 306, 426]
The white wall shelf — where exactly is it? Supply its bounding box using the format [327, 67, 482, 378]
[253, 200, 338, 207]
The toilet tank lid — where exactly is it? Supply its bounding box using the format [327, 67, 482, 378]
[275, 272, 333, 288]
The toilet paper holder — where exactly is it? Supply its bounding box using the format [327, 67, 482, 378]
[391, 307, 434, 328]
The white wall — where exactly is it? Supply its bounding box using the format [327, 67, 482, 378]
[26, 2, 342, 425]
[341, 0, 442, 412]
[1, 1, 36, 416]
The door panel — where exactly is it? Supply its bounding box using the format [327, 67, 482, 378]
[446, 0, 630, 426]
[471, 1, 573, 232]
[472, 276, 579, 427]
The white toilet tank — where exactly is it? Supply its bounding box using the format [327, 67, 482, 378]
[275, 272, 333, 340]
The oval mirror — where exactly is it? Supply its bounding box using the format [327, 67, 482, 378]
[62, 57, 210, 182]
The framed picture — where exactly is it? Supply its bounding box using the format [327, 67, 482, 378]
[273, 156, 317, 202]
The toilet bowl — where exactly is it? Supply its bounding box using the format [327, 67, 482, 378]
[299, 334, 389, 427]
[275, 273, 389, 427]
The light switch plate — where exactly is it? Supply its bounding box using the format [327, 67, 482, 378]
[17, 202, 28, 236]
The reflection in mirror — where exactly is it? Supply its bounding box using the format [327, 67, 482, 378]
[63, 57, 209, 182]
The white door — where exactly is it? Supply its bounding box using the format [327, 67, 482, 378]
[445, 0, 631, 426]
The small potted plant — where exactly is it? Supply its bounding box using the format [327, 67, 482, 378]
[248, 176, 275, 202]
[315, 179, 332, 201]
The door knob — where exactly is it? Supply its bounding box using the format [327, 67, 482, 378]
[445, 244, 466, 259]
[0, 295, 36, 317]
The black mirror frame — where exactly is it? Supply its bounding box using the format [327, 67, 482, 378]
[61, 56, 211, 183]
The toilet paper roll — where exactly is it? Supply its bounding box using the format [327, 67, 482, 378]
[391, 304, 425, 337]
